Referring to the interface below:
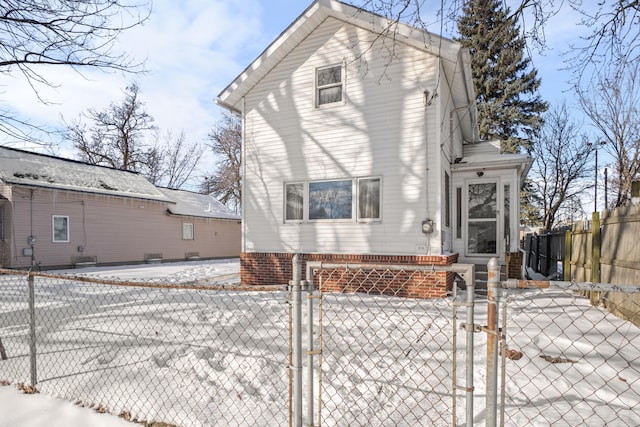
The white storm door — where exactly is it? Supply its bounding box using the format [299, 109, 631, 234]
[467, 182, 498, 255]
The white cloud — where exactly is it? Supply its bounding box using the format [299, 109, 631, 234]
[0, 0, 273, 153]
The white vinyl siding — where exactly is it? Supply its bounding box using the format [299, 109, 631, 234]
[242, 17, 445, 255]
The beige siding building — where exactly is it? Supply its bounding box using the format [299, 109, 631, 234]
[0, 146, 240, 269]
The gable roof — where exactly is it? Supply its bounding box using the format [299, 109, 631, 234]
[0, 145, 170, 202]
[159, 187, 240, 220]
[217, 0, 476, 140]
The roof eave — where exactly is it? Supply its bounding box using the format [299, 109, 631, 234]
[5, 180, 172, 203]
[216, 0, 464, 112]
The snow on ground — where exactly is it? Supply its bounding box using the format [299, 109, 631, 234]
[53, 258, 242, 284]
[1, 259, 243, 427]
[0, 386, 133, 427]
[1, 258, 639, 426]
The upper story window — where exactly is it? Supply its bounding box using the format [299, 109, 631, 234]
[316, 65, 343, 106]
[52, 215, 69, 243]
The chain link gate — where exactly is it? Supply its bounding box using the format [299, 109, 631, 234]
[289, 256, 476, 426]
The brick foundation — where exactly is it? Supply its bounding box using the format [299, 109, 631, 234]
[240, 252, 459, 298]
[506, 251, 523, 279]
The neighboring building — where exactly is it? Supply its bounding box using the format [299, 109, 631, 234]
[0, 146, 240, 269]
[217, 0, 531, 289]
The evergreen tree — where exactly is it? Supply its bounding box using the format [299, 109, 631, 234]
[456, 0, 548, 153]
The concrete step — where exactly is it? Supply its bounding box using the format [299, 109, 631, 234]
[474, 264, 506, 289]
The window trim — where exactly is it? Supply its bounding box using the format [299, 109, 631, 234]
[284, 176, 382, 223]
[315, 64, 344, 107]
[356, 176, 382, 222]
[455, 187, 462, 239]
[444, 172, 451, 228]
[182, 222, 194, 240]
[52, 215, 70, 243]
[284, 182, 305, 222]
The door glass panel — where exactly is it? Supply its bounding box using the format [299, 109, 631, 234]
[468, 222, 497, 254]
[468, 183, 496, 218]
[468, 183, 497, 254]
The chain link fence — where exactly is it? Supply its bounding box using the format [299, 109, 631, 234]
[0, 268, 290, 426]
[1, 261, 639, 426]
[498, 283, 640, 426]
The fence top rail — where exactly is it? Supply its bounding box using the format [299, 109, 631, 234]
[305, 261, 474, 275]
[503, 278, 640, 294]
[0, 268, 283, 292]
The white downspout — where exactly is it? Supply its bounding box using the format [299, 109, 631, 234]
[241, 96, 246, 254]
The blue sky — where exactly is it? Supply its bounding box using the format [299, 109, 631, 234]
[2, 0, 589, 160]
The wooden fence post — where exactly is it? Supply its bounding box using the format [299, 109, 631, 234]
[564, 230, 571, 281]
[592, 212, 601, 283]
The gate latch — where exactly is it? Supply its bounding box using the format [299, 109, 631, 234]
[459, 322, 483, 332]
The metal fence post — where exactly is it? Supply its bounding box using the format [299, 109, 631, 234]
[290, 254, 303, 427]
[306, 278, 317, 426]
[27, 272, 37, 386]
[466, 277, 475, 426]
[486, 258, 500, 427]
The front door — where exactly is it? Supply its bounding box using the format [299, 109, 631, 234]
[467, 182, 498, 256]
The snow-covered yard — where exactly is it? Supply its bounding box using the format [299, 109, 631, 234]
[1, 259, 639, 426]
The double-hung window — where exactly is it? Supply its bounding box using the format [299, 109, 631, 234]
[358, 177, 381, 220]
[52, 215, 69, 243]
[284, 177, 381, 222]
[285, 183, 304, 221]
[316, 65, 343, 106]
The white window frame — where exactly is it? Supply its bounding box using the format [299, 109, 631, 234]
[308, 179, 354, 222]
[315, 64, 344, 107]
[284, 182, 305, 222]
[284, 177, 382, 223]
[182, 222, 194, 240]
[464, 179, 500, 257]
[356, 177, 382, 222]
[52, 215, 70, 243]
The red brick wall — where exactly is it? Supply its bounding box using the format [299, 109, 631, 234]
[240, 252, 459, 298]
[506, 251, 523, 279]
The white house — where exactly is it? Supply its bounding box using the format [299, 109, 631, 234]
[217, 0, 531, 289]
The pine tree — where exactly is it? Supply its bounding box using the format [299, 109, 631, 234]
[456, 0, 548, 153]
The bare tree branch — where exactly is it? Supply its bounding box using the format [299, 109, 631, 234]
[578, 61, 640, 208]
[0, 0, 150, 141]
[202, 112, 241, 213]
[529, 101, 593, 229]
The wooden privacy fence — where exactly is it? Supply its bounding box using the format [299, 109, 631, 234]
[523, 203, 640, 325]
